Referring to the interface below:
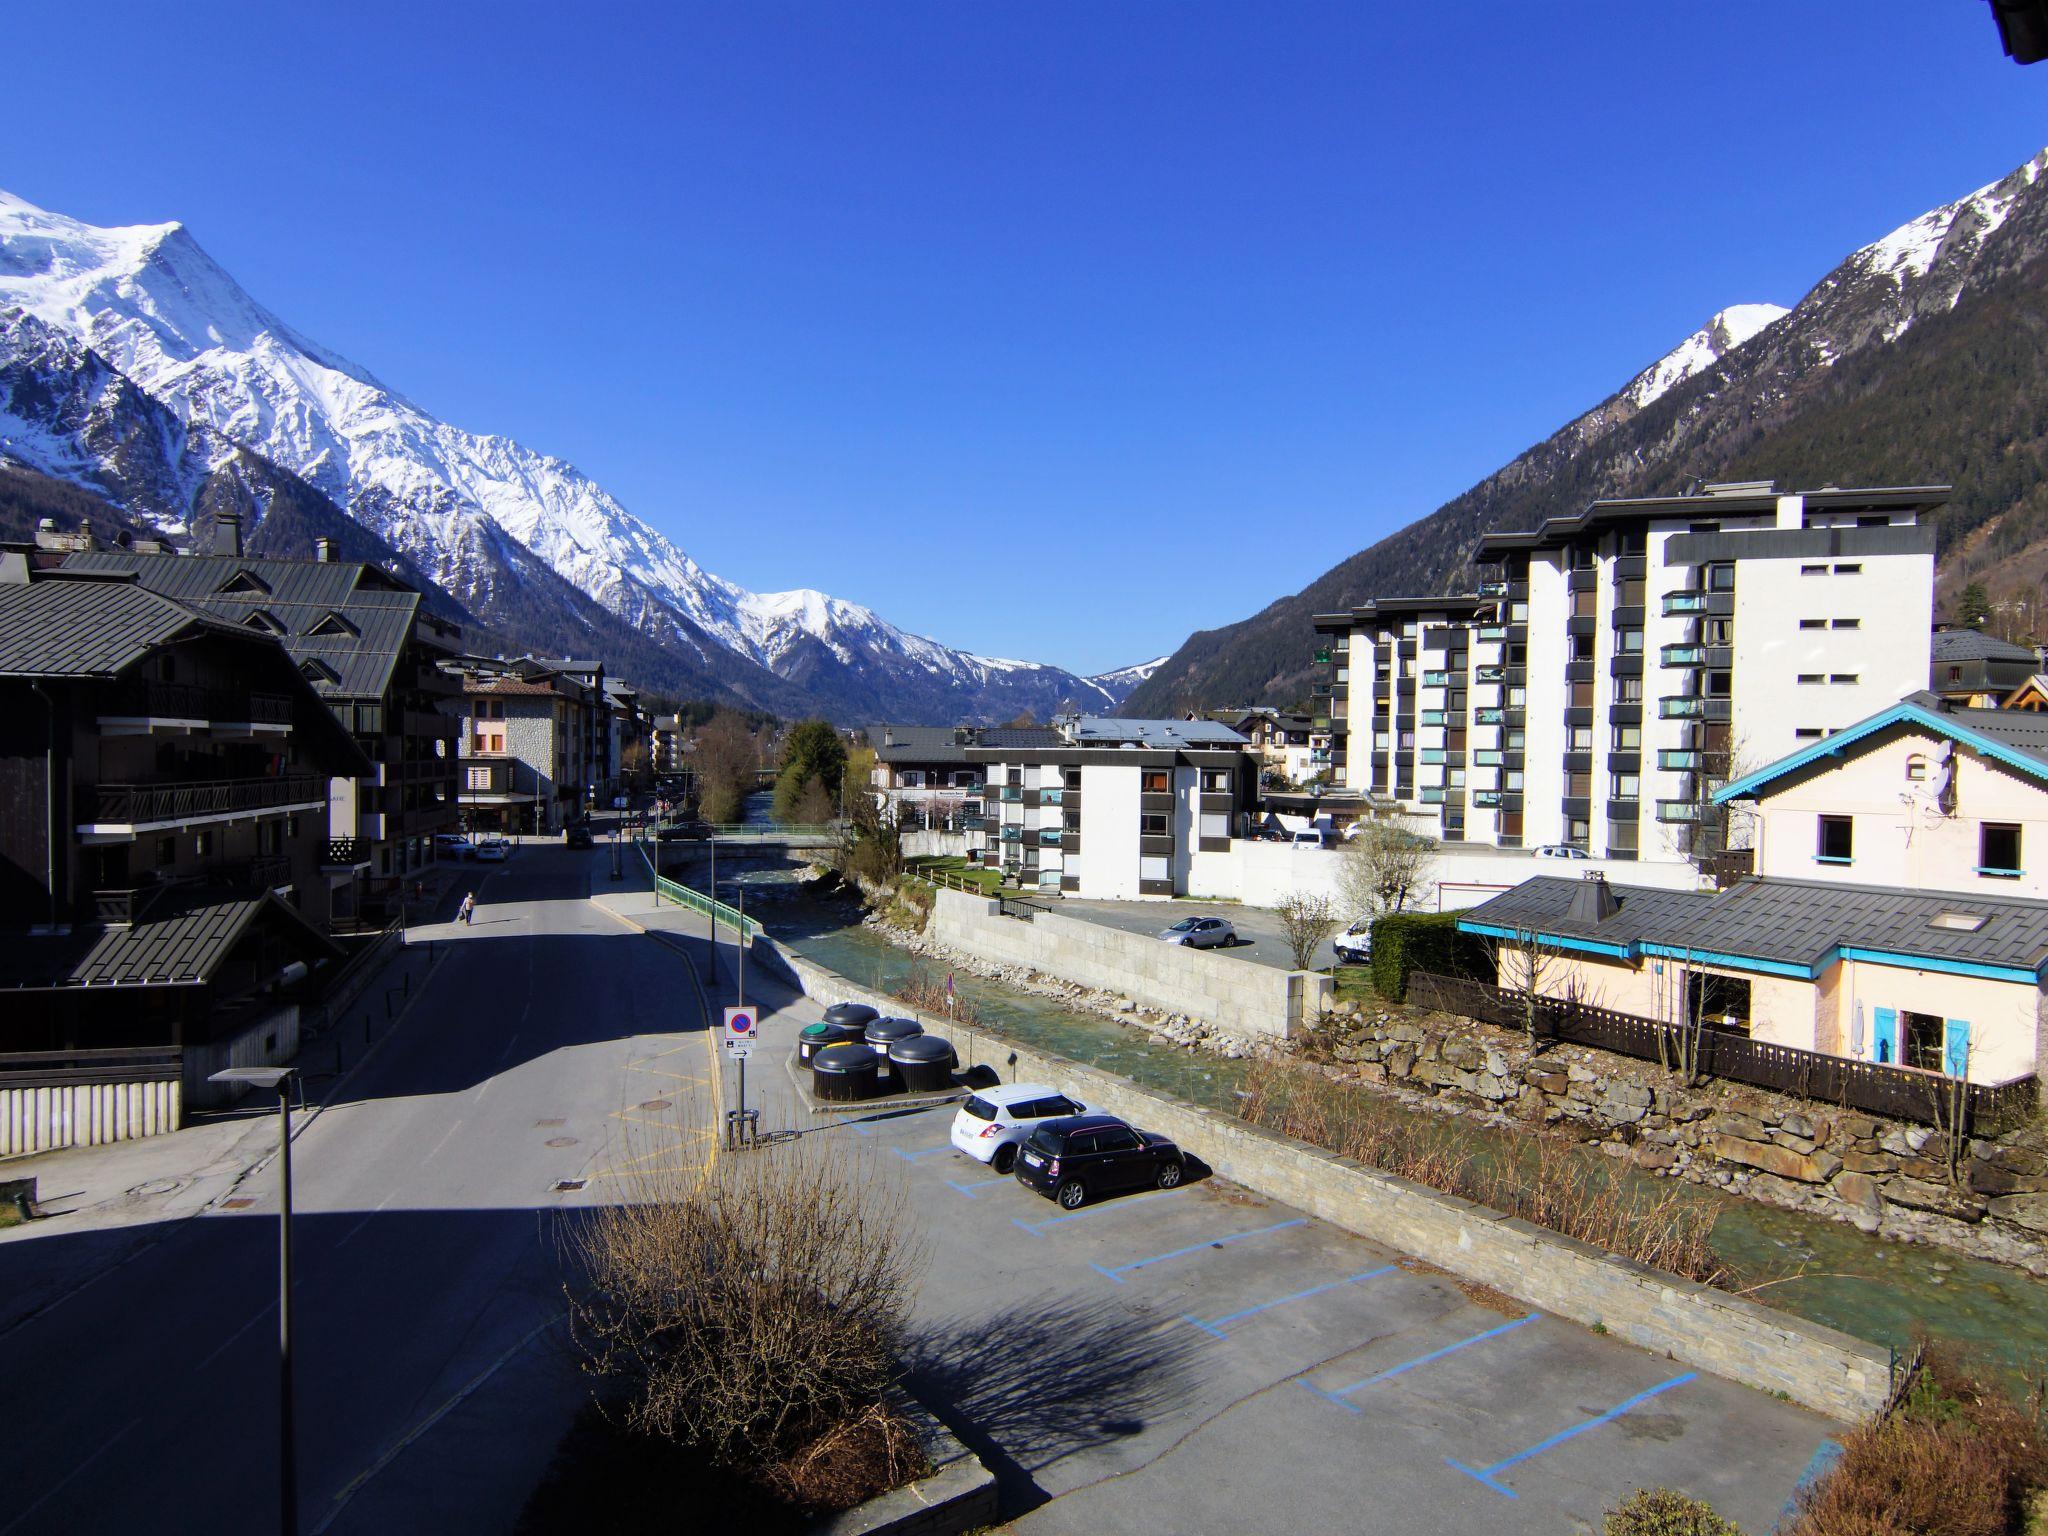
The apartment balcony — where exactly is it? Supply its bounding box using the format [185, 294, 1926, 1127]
[1661, 644, 1705, 667]
[1037, 828, 1062, 847]
[999, 785, 1023, 802]
[1422, 670, 1451, 687]
[323, 836, 371, 869]
[1419, 787, 1446, 805]
[1477, 625, 1507, 642]
[1655, 800, 1700, 823]
[1477, 580, 1507, 597]
[1662, 591, 1708, 615]
[998, 825, 1023, 843]
[1311, 681, 1333, 698]
[1474, 707, 1504, 725]
[83, 775, 327, 831]
[98, 681, 294, 735]
[1313, 648, 1332, 665]
[90, 856, 294, 926]
[1656, 748, 1701, 772]
[1472, 790, 1502, 809]
[1471, 749, 1503, 767]
[1474, 665, 1504, 683]
[1418, 748, 1446, 765]
[959, 815, 986, 832]
[1659, 697, 1705, 719]
[1419, 709, 1446, 727]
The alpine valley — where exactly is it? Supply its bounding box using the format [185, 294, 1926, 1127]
[1125, 145, 2048, 718]
[0, 188, 1152, 725]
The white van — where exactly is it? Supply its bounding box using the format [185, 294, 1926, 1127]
[1290, 827, 1333, 850]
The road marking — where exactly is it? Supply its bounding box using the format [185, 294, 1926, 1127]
[313, 1313, 567, 1534]
[196, 1299, 277, 1370]
[1090, 1218, 1307, 1283]
[945, 1176, 1014, 1198]
[1011, 1186, 1183, 1235]
[334, 1192, 397, 1251]
[1306, 1314, 1537, 1408]
[1778, 1438, 1844, 1525]
[1445, 1372, 1697, 1498]
[892, 1144, 951, 1163]
[422, 1118, 465, 1164]
[1183, 1264, 1397, 1339]
[0, 1417, 141, 1536]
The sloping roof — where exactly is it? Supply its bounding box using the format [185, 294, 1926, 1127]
[0, 577, 235, 677]
[463, 676, 562, 697]
[975, 726, 1064, 749]
[0, 890, 340, 991]
[1459, 874, 2048, 980]
[62, 551, 428, 700]
[1069, 717, 1248, 748]
[1932, 628, 2038, 664]
[1717, 692, 2048, 803]
[871, 725, 972, 763]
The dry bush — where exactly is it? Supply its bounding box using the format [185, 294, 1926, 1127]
[566, 1108, 927, 1471]
[1235, 1053, 1723, 1284]
[1604, 1487, 1747, 1535]
[767, 1401, 927, 1513]
[1784, 1344, 2048, 1536]
[895, 960, 984, 1030]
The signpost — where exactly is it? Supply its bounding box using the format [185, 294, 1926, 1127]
[724, 1005, 756, 1120]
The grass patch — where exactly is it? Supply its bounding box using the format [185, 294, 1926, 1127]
[906, 856, 1000, 896]
[1330, 964, 1378, 1005]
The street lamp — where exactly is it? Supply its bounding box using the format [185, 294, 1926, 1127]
[209, 1065, 302, 1536]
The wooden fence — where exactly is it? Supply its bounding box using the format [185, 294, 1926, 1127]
[1407, 970, 2038, 1132]
[0, 1048, 183, 1156]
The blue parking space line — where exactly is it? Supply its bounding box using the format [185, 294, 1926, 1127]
[944, 1176, 1012, 1199]
[1444, 1372, 1698, 1499]
[1775, 1439, 1842, 1531]
[1092, 1217, 1308, 1284]
[1184, 1264, 1397, 1338]
[892, 1144, 950, 1163]
[1319, 1313, 1537, 1399]
[1009, 1187, 1180, 1236]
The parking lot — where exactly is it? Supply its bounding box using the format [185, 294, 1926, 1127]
[1054, 896, 1353, 971]
[717, 955, 1844, 1535]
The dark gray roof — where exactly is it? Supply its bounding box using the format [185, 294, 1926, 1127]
[975, 726, 1064, 749]
[1932, 628, 2038, 664]
[1461, 874, 2048, 977]
[871, 724, 973, 763]
[0, 890, 340, 991]
[1069, 717, 1247, 748]
[0, 577, 236, 677]
[62, 551, 429, 700]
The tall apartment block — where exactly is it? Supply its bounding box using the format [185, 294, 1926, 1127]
[1313, 481, 1944, 862]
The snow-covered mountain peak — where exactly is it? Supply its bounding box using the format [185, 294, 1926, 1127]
[1847, 148, 2048, 299]
[1623, 303, 1789, 411]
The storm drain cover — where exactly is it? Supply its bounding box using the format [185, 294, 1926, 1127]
[131, 1178, 181, 1197]
[553, 1178, 587, 1193]
[535, 1118, 566, 1127]
[637, 1099, 673, 1111]
[220, 1197, 256, 1210]
[546, 1136, 578, 1148]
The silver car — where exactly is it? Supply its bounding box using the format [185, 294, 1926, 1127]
[1158, 915, 1235, 949]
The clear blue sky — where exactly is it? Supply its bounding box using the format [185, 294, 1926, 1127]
[5, 3, 2044, 673]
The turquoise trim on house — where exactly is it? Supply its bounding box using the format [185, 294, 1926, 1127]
[1714, 699, 2048, 804]
[1453, 920, 1635, 960]
[1835, 947, 2042, 985]
[1637, 943, 1815, 980]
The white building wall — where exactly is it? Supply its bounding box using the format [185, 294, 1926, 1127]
[1642, 522, 1697, 865]
[1079, 763, 1142, 899]
[1522, 555, 1570, 848]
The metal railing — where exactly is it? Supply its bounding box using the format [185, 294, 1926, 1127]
[99, 680, 292, 725]
[635, 838, 760, 937]
[89, 775, 325, 824]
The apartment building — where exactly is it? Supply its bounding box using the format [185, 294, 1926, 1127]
[1314, 481, 1944, 863]
[442, 658, 594, 833]
[959, 717, 1257, 898]
[1930, 628, 2038, 708]
[63, 527, 465, 918]
[1207, 709, 1323, 786]
[0, 567, 362, 1060]
[869, 725, 985, 829]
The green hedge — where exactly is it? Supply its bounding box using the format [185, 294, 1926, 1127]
[1368, 910, 1491, 1002]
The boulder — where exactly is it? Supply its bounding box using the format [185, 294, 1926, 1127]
[1987, 1192, 2048, 1234]
[1710, 1111, 1772, 1142]
[1596, 1081, 1654, 1124]
[1837, 1114, 1878, 1141]
[1525, 1067, 1570, 1096]
[1711, 1134, 1843, 1185]
[1883, 1177, 1985, 1222]
[1832, 1171, 1885, 1217]
[1969, 1159, 2048, 1197]
[1633, 1143, 1679, 1171]
[1779, 1113, 1819, 1142]
[1838, 1150, 1893, 1175]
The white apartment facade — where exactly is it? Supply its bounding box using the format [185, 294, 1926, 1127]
[1315, 481, 1944, 863]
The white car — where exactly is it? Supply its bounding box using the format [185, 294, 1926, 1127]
[473, 838, 509, 862]
[950, 1083, 1091, 1173]
[434, 833, 476, 860]
[1533, 844, 1590, 860]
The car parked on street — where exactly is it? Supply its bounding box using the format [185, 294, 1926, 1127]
[1332, 918, 1373, 964]
[1014, 1113, 1185, 1208]
[1533, 843, 1590, 861]
[474, 838, 509, 862]
[1157, 915, 1235, 949]
[949, 1083, 1092, 1173]
[565, 822, 595, 849]
[434, 833, 475, 860]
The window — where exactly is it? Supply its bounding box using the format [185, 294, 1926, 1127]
[1798, 673, 1824, 685]
[1981, 823, 2022, 876]
[1948, 666, 1963, 684]
[1611, 773, 1640, 800]
[1138, 855, 1170, 882]
[1613, 725, 1641, 750]
[1800, 564, 1827, 576]
[1064, 767, 1082, 790]
[156, 835, 176, 868]
[1905, 754, 1928, 781]
[1139, 813, 1169, 835]
[1616, 678, 1643, 703]
[1618, 577, 1646, 606]
[1833, 618, 1860, 630]
[1140, 769, 1169, 794]
[1199, 812, 1230, 839]
[1799, 618, 1826, 630]
[1795, 728, 1824, 741]
[1830, 674, 1859, 686]
[1707, 564, 1736, 591]
[1618, 628, 1644, 653]
[1702, 619, 1733, 645]
[1569, 726, 1593, 751]
[1607, 818, 1639, 854]
[1706, 671, 1732, 699]
[194, 832, 212, 859]
[1858, 515, 1889, 528]
[1817, 815, 1853, 863]
[1097, 1126, 1142, 1153]
[1902, 1010, 1945, 1074]
[1567, 818, 1590, 845]
[1834, 563, 1862, 575]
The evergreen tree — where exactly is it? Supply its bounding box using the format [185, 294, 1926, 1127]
[1958, 581, 1993, 628]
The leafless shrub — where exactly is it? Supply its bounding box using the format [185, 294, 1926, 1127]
[566, 1106, 927, 1470]
[895, 960, 983, 1029]
[1235, 1054, 1723, 1284]
[1277, 890, 1340, 971]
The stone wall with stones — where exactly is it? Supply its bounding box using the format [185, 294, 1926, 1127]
[1312, 998, 2048, 1276]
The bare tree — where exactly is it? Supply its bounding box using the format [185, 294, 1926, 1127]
[1277, 890, 1339, 971]
[1658, 952, 1708, 1087]
[1336, 818, 1437, 923]
[567, 1107, 925, 1468]
[693, 711, 759, 823]
[1484, 922, 1565, 1049]
[1680, 729, 1758, 878]
[793, 773, 836, 827]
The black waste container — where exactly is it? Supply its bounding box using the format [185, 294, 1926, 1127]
[812, 1043, 879, 1102]
[890, 1033, 957, 1093]
[798, 1020, 864, 1066]
[823, 1002, 879, 1030]
[865, 1017, 923, 1084]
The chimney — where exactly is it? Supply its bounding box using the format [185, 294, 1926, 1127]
[77, 518, 94, 550]
[315, 536, 336, 562]
[216, 511, 242, 557]
[1563, 870, 1620, 926]
[883, 728, 894, 747]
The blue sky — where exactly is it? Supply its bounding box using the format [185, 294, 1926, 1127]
[6, 3, 2045, 674]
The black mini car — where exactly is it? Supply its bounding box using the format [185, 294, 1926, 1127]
[1013, 1113, 1185, 1209]
[565, 822, 595, 849]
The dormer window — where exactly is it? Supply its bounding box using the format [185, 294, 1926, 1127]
[217, 569, 271, 596]
[306, 612, 359, 638]
[243, 610, 287, 635]
[299, 659, 339, 685]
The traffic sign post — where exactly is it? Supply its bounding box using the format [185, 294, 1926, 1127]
[724, 1006, 756, 1116]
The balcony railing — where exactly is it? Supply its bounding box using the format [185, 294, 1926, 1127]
[88, 775, 325, 825]
[100, 680, 293, 726]
[1659, 697, 1705, 719]
[1477, 625, 1507, 642]
[1473, 749, 1503, 766]
[998, 825, 1023, 842]
[1656, 748, 1701, 771]
[1662, 591, 1707, 615]
[1660, 645, 1705, 667]
[1422, 670, 1450, 687]
[324, 837, 367, 866]
[90, 855, 294, 925]
[1419, 787, 1446, 805]
[1473, 707, 1503, 725]
[999, 785, 1023, 802]
[1472, 790, 1502, 808]
[1419, 710, 1446, 727]
[1037, 828, 1062, 846]
[1655, 800, 1700, 823]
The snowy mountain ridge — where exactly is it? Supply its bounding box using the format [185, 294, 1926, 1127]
[0, 186, 1126, 722]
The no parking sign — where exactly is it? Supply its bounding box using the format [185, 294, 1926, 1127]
[724, 1006, 756, 1057]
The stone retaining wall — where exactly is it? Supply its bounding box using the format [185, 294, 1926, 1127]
[760, 940, 1892, 1422]
[810, 1395, 997, 1536]
[924, 888, 1326, 1040]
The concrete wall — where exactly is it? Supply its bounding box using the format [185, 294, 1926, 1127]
[763, 941, 1891, 1421]
[926, 888, 1325, 1039]
[0, 1074, 182, 1157]
[902, 830, 968, 859]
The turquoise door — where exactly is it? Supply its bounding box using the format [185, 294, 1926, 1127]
[1943, 1019, 1971, 1078]
[1871, 1006, 1899, 1065]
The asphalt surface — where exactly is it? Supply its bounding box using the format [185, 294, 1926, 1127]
[1054, 895, 1356, 971]
[1, 841, 714, 1536]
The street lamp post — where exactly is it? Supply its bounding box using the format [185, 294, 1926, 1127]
[210, 1066, 302, 1536]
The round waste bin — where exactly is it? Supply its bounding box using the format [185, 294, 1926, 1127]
[812, 1043, 879, 1102]
[823, 1002, 879, 1030]
[798, 1020, 864, 1066]
[890, 1033, 957, 1093]
[865, 1017, 923, 1084]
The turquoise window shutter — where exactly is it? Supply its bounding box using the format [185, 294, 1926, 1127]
[1872, 1006, 1898, 1065]
[1943, 1019, 1971, 1079]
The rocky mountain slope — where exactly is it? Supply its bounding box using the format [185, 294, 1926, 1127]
[0, 188, 1126, 723]
[1125, 148, 2048, 717]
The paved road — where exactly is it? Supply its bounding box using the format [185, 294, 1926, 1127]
[1, 843, 714, 1536]
[1055, 896, 1356, 971]
[609, 890, 1846, 1535]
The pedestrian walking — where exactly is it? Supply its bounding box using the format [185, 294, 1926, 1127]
[457, 891, 476, 926]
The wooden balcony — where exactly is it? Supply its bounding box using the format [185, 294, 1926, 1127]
[86, 775, 326, 828]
